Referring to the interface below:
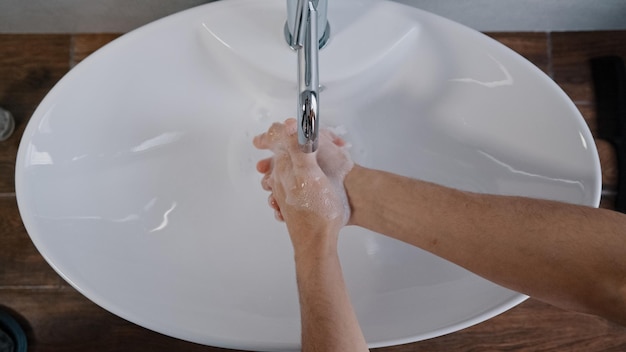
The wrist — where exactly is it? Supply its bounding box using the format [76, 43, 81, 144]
[292, 230, 340, 265]
[294, 245, 340, 280]
[344, 164, 372, 227]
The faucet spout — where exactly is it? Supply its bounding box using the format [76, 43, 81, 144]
[296, 0, 319, 153]
[286, 0, 329, 153]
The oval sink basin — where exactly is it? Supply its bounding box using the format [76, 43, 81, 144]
[16, 0, 600, 350]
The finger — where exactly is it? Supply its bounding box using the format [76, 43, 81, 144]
[277, 125, 317, 169]
[332, 135, 347, 147]
[321, 128, 347, 147]
[256, 158, 272, 173]
[261, 173, 273, 191]
[274, 209, 284, 222]
[268, 194, 280, 211]
[286, 143, 318, 171]
[253, 122, 286, 150]
[252, 134, 267, 150]
[284, 118, 297, 135]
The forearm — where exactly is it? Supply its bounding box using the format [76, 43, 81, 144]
[294, 239, 369, 352]
[345, 165, 626, 324]
[253, 119, 370, 348]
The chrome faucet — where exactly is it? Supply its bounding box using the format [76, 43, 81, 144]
[285, 0, 330, 153]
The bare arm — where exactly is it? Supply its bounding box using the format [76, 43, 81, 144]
[254, 119, 369, 351]
[345, 165, 626, 325]
[295, 238, 369, 352]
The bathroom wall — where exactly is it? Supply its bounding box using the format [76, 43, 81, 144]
[399, 0, 626, 32]
[0, 0, 624, 33]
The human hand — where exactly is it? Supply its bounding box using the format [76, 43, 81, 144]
[253, 118, 354, 253]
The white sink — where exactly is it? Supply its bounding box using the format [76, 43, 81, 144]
[16, 0, 600, 350]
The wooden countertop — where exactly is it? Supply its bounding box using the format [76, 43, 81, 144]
[1, 31, 625, 351]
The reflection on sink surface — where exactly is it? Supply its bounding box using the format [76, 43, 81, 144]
[15, 0, 600, 350]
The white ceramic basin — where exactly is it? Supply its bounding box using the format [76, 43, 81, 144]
[16, 0, 600, 350]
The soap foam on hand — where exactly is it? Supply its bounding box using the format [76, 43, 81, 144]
[313, 124, 355, 225]
[322, 122, 371, 167]
[324, 124, 352, 149]
[254, 119, 357, 226]
[316, 123, 356, 225]
[283, 171, 346, 223]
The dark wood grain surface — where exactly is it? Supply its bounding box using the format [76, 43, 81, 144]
[1, 32, 625, 351]
[0, 35, 70, 194]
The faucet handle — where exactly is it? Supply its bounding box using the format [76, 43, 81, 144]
[286, 0, 330, 50]
[290, 0, 308, 48]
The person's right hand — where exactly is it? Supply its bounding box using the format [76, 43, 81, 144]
[253, 118, 354, 254]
